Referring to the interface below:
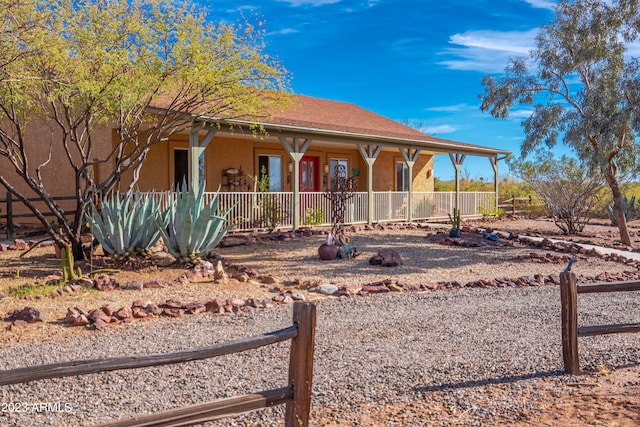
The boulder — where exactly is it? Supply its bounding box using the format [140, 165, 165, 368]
[368, 249, 403, 267]
[6, 307, 45, 323]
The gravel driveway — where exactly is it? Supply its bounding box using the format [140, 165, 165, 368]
[1, 286, 639, 426]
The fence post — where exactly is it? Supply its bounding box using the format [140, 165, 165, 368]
[511, 194, 516, 216]
[285, 302, 316, 427]
[560, 271, 579, 374]
[6, 192, 13, 240]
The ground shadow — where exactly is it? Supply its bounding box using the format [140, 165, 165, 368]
[413, 370, 565, 393]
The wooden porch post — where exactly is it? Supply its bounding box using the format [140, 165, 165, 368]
[279, 136, 312, 230]
[357, 144, 382, 225]
[490, 156, 499, 211]
[448, 153, 466, 212]
[400, 148, 420, 223]
[189, 123, 217, 193]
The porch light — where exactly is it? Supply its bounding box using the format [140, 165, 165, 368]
[323, 164, 329, 174]
[288, 162, 293, 173]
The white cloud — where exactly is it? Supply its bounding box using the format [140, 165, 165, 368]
[421, 124, 458, 135]
[277, 0, 342, 6]
[268, 28, 299, 36]
[523, 0, 557, 10]
[425, 104, 472, 113]
[438, 29, 538, 73]
[509, 108, 534, 119]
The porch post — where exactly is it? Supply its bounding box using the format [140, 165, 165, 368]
[448, 153, 466, 212]
[357, 144, 382, 224]
[490, 156, 499, 211]
[400, 148, 420, 223]
[189, 123, 217, 193]
[279, 136, 312, 229]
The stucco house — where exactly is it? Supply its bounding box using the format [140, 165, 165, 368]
[1, 92, 509, 231]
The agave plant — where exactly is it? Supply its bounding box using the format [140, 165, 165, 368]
[86, 191, 166, 259]
[607, 195, 636, 226]
[157, 183, 229, 263]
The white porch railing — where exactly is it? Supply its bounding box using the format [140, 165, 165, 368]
[202, 191, 495, 232]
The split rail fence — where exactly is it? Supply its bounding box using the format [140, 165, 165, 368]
[0, 302, 316, 427]
[560, 271, 640, 374]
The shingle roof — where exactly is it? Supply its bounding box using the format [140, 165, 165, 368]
[258, 93, 509, 156]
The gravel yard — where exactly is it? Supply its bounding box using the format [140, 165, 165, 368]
[1, 285, 639, 426]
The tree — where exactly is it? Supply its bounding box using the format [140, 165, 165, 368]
[510, 150, 604, 234]
[480, 0, 640, 246]
[0, 0, 288, 259]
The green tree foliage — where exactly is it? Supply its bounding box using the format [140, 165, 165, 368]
[480, 0, 640, 246]
[511, 150, 604, 234]
[0, 0, 288, 259]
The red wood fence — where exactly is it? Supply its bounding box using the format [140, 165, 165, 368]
[560, 271, 640, 374]
[0, 302, 316, 426]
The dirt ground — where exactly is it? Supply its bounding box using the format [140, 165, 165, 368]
[0, 217, 639, 426]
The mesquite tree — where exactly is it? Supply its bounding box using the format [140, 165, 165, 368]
[480, 0, 640, 246]
[0, 0, 288, 259]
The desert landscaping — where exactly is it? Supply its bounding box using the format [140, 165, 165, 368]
[0, 217, 639, 426]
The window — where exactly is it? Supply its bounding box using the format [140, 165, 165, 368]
[258, 155, 282, 191]
[329, 159, 348, 189]
[396, 161, 409, 191]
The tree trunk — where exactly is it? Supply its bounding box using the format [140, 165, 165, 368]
[605, 167, 632, 247]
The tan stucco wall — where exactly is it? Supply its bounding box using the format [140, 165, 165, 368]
[0, 118, 113, 198]
[373, 150, 434, 192]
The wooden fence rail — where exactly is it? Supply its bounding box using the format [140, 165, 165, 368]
[0, 192, 77, 240]
[0, 302, 316, 427]
[560, 271, 640, 375]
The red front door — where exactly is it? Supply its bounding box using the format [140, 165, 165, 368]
[300, 156, 319, 192]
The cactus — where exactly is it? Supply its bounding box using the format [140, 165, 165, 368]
[86, 190, 165, 259]
[448, 207, 461, 231]
[607, 195, 636, 226]
[157, 183, 230, 263]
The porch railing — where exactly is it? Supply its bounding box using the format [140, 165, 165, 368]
[208, 191, 494, 232]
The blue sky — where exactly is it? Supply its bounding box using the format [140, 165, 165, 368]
[205, 0, 560, 180]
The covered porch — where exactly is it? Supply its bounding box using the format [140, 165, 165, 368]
[154, 93, 511, 230]
[210, 190, 496, 231]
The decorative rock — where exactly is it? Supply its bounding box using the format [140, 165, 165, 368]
[113, 307, 133, 320]
[11, 319, 28, 328]
[150, 251, 176, 267]
[214, 261, 227, 280]
[361, 284, 390, 294]
[121, 281, 144, 291]
[93, 318, 108, 330]
[162, 308, 184, 318]
[290, 293, 306, 301]
[76, 277, 94, 289]
[368, 249, 403, 267]
[13, 239, 28, 250]
[259, 275, 277, 285]
[205, 300, 223, 313]
[6, 307, 45, 323]
[94, 274, 115, 291]
[387, 283, 403, 292]
[314, 284, 339, 295]
[89, 308, 112, 324]
[143, 280, 164, 289]
[132, 307, 149, 318]
[0, 291, 6, 300]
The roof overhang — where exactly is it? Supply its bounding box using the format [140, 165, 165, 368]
[193, 116, 511, 158]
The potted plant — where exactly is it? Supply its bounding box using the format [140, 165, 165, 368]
[318, 232, 339, 260]
[448, 208, 462, 238]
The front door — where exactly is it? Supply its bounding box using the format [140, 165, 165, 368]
[299, 156, 319, 192]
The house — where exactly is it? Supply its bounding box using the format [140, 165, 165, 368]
[130, 93, 509, 229]
[1, 93, 509, 231]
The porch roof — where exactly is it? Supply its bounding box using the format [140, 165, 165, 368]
[200, 93, 510, 157]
